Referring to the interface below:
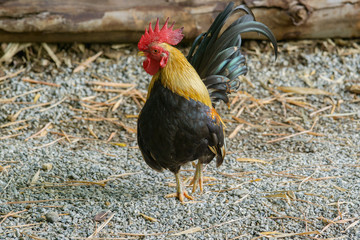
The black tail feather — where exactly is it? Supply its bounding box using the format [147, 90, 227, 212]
[209, 91, 229, 104]
[202, 75, 229, 87]
[188, 2, 235, 72]
[187, 2, 277, 104]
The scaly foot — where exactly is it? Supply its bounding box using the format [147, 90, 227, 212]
[165, 172, 194, 202]
[189, 161, 218, 193]
[189, 161, 203, 193]
[165, 190, 193, 202]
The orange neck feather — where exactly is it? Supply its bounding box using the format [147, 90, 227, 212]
[147, 43, 212, 107]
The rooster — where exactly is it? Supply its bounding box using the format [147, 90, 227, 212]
[137, 2, 277, 202]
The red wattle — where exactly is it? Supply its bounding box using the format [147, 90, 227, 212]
[143, 58, 160, 75]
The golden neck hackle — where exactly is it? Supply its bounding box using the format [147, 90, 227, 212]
[147, 43, 212, 108]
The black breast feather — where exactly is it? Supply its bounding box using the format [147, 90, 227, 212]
[137, 80, 224, 173]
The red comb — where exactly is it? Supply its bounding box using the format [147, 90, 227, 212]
[138, 18, 184, 51]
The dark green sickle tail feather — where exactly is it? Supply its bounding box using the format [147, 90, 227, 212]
[187, 2, 278, 104]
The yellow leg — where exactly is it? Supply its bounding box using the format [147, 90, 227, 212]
[165, 172, 193, 202]
[190, 161, 203, 193]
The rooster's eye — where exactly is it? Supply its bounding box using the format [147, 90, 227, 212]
[153, 49, 158, 54]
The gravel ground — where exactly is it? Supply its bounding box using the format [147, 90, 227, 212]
[0, 40, 359, 239]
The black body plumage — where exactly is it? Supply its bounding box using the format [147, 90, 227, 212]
[137, 80, 224, 174]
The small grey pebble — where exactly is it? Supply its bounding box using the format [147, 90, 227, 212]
[36, 216, 45, 222]
[42, 163, 53, 171]
[15, 229, 21, 238]
[45, 211, 59, 223]
[68, 171, 80, 180]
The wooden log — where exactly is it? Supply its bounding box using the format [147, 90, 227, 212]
[245, 0, 360, 40]
[0, 0, 359, 43]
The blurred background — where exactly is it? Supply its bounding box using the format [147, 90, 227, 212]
[0, 0, 359, 43]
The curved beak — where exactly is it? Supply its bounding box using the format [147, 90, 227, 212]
[138, 51, 145, 56]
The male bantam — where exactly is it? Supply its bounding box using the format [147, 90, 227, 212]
[137, 2, 277, 202]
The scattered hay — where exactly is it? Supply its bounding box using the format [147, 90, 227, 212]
[73, 51, 103, 73]
[139, 213, 158, 222]
[236, 158, 271, 164]
[278, 86, 335, 95]
[87, 212, 115, 239]
[0, 40, 359, 239]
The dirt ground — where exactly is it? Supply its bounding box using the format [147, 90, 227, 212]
[0, 40, 359, 239]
